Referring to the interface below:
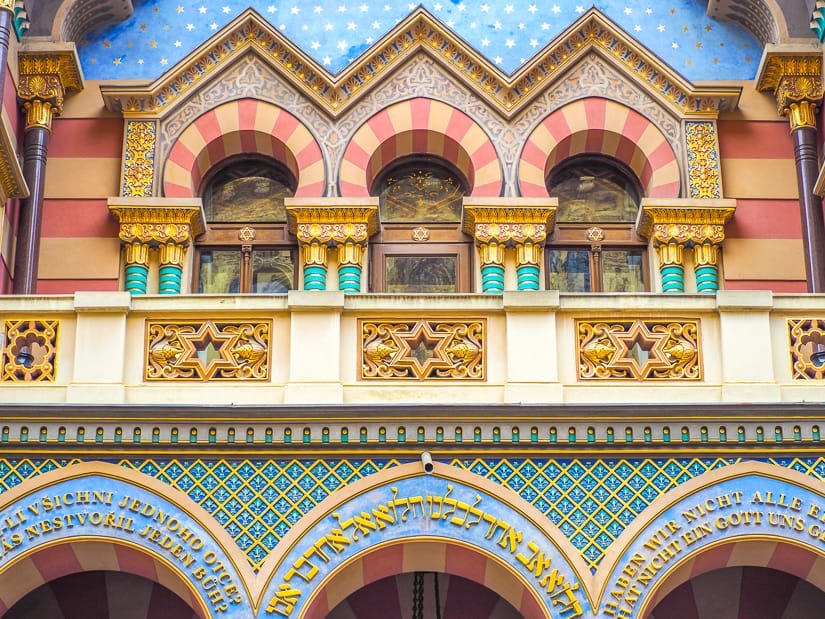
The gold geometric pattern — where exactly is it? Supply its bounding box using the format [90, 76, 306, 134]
[361, 319, 484, 380]
[145, 320, 271, 381]
[788, 318, 825, 380]
[578, 319, 701, 380]
[1, 319, 59, 382]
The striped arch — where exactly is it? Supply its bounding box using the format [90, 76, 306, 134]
[645, 539, 825, 618]
[305, 541, 545, 619]
[340, 98, 502, 197]
[163, 98, 325, 198]
[518, 98, 680, 198]
[0, 541, 207, 617]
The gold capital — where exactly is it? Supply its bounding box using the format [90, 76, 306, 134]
[478, 241, 506, 266]
[756, 51, 824, 131]
[303, 241, 328, 266]
[124, 241, 149, 267]
[158, 241, 186, 267]
[18, 44, 84, 132]
[337, 241, 363, 266]
[693, 242, 719, 267]
[108, 199, 205, 246]
[656, 242, 684, 266]
[516, 241, 542, 267]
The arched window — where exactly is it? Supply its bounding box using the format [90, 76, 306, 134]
[194, 157, 297, 293]
[370, 157, 472, 293]
[545, 156, 647, 292]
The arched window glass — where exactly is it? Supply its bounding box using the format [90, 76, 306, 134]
[370, 157, 471, 293]
[377, 161, 465, 223]
[545, 156, 647, 293]
[195, 157, 297, 294]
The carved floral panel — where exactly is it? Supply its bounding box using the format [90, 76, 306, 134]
[577, 319, 701, 381]
[361, 319, 485, 380]
[145, 320, 271, 381]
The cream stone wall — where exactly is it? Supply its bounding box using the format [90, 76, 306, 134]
[2, 290, 825, 406]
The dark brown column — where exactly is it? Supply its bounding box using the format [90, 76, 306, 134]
[756, 52, 825, 293]
[792, 121, 825, 292]
[11, 46, 82, 293]
[12, 122, 49, 293]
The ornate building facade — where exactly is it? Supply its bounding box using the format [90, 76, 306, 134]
[1, 1, 825, 617]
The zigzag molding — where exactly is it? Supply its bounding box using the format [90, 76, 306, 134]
[100, 7, 742, 120]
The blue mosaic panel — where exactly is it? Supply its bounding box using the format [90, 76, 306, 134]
[79, 0, 762, 81]
[2, 456, 824, 571]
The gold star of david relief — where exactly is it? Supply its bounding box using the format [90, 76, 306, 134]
[175, 321, 239, 378]
[361, 320, 485, 380]
[607, 320, 672, 377]
[146, 320, 271, 381]
[578, 319, 701, 381]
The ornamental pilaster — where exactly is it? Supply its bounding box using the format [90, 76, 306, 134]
[17, 41, 83, 131]
[637, 199, 736, 293]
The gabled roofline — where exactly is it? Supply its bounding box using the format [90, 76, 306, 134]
[100, 7, 742, 120]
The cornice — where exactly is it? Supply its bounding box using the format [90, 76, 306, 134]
[107, 197, 206, 237]
[636, 198, 737, 240]
[99, 7, 742, 121]
[0, 402, 824, 457]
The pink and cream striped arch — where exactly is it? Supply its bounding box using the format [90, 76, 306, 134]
[518, 97, 681, 198]
[645, 539, 825, 617]
[163, 98, 325, 198]
[339, 97, 502, 197]
[304, 541, 547, 619]
[0, 540, 207, 617]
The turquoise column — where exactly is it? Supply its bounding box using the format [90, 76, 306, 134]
[694, 243, 720, 294]
[516, 242, 542, 291]
[478, 242, 505, 293]
[123, 241, 149, 295]
[302, 242, 328, 291]
[656, 242, 685, 294]
[337, 241, 364, 293]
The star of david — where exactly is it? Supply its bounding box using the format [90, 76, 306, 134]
[607, 321, 672, 378]
[391, 321, 455, 379]
[175, 322, 240, 379]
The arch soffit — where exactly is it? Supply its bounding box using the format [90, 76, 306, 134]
[304, 539, 549, 619]
[0, 538, 210, 618]
[339, 97, 502, 197]
[594, 461, 825, 615]
[0, 461, 255, 611]
[162, 98, 325, 198]
[519, 97, 681, 199]
[257, 461, 594, 616]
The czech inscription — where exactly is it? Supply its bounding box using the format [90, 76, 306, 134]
[0, 486, 244, 614]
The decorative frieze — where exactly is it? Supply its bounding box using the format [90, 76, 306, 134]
[146, 320, 271, 381]
[578, 319, 701, 381]
[1, 319, 59, 382]
[361, 319, 485, 380]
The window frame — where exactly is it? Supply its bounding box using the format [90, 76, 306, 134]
[193, 156, 298, 294]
